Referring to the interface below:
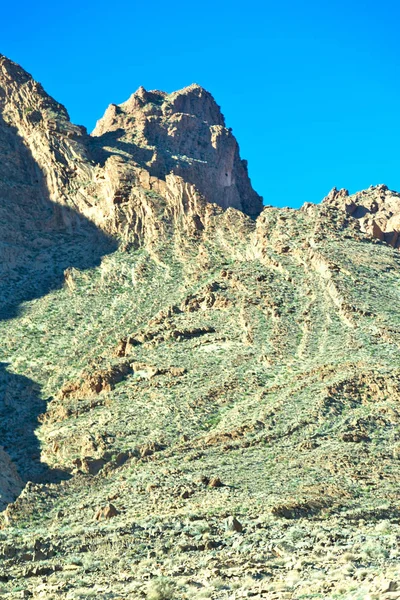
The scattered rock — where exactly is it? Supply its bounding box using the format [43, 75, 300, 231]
[95, 504, 119, 521]
[208, 477, 223, 488]
[60, 361, 133, 399]
[197, 475, 210, 486]
[381, 580, 399, 593]
[139, 441, 165, 458]
[225, 516, 243, 532]
[180, 489, 193, 499]
[72, 456, 106, 475]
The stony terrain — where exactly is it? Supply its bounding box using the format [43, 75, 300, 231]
[0, 54, 400, 599]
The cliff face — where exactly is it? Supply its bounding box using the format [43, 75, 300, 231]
[0, 55, 93, 226]
[0, 56, 117, 320]
[92, 84, 263, 219]
[0, 56, 262, 257]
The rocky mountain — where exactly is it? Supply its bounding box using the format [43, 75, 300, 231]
[91, 83, 262, 218]
[0, 55, 400, 599]
[0, 55, 261, 246]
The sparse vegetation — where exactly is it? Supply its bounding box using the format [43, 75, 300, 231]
[1, 53, 400, 599]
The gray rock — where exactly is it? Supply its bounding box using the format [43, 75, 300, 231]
[225, 516, 243, 532]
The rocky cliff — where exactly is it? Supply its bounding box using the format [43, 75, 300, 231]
[0, 54, 92, 225]
[0, 56, 262, 252]
[91, 84, 263, 218]
[323, 183, 400, 247]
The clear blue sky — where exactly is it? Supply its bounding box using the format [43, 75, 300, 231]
[2, 0, 400, 207]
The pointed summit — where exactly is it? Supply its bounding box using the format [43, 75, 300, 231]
[0, 53, 93, 232]
[162, 83, 225, 126]
[0, 53, 32, 86]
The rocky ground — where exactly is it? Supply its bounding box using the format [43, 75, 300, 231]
[0, 55, 400, 599]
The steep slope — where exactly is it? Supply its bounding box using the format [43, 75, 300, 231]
[0, 54, 93, 218]
[0, 57, 118, 513]
[0, 55, 115, 313]
[0, 56, 400, 599]
[1, 189, 400, 598]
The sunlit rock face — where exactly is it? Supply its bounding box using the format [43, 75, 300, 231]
[323, 184, 400, 248]
[91, 83, 263, 219]
[0, 55, 262, 259]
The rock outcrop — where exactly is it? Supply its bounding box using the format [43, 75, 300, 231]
[0, 54, 93, 228]
[92, 84, 263, 219]
[0, 55, 119, 318]
[0, 56, 262, 259]
[323, 184, 400, 248]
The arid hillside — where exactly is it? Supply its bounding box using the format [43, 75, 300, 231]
[0, 55, 400, 599]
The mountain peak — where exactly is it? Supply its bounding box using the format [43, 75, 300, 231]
[0, 54, 263, 255]
[0, 54, 31, 84]
[92, 82, 261, 217]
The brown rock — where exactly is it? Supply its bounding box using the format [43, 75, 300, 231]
[139, 441, 165, 458]
[381, 581, 399, 593]
[72, 457, 106, 475]
[197, 475, 210, 486]
[323, 183, 400, 248]
[60, 362, 133, 399]
[208, 477, 223, 488]
[180, 490, 192, 499]
[95, 504, 119, 521]
[323, 187, 350, 204]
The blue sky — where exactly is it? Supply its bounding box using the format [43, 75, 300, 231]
[2, 0, 399, 207]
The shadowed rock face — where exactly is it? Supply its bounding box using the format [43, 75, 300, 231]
[0, 54, 93, 214]
[0, 56, 117, 508]
[0, 364, 73, 511]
